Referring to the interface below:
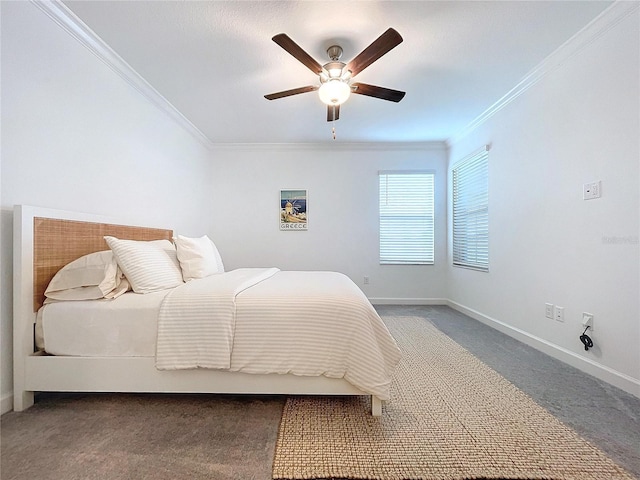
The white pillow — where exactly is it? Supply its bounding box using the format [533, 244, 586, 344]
[44, 278, 131, 303]
[104, 236, 184, 294]
[174, 235, 225, 281]
[104, 277, 131, 299]
[45, 250, 121, 301]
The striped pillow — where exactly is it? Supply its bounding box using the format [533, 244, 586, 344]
[104, 236, 184, 294]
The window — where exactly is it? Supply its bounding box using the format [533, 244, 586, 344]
[379, 171, 434, 265]
[452, 147, 489, 271]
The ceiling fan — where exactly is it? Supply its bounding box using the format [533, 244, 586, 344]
[264, 28, 406, 122]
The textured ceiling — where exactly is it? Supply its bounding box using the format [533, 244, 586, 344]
[62, 0, 612, 145]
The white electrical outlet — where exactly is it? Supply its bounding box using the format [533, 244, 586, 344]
[583, 181, 601, 200]
[554, 306, 564, 322]
[582, 313, 594, 331]
[545, 303, 554, 319]
[363, 276, 370, 285]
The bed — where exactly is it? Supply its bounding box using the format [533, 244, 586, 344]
[13, 205, 400, 415]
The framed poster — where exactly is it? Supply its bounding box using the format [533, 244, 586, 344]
[280, 189, 307, 231]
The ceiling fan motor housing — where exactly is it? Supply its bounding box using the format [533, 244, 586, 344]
[322, 61, 348, 80]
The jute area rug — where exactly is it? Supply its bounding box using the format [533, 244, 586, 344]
[272, 316, 634, 480]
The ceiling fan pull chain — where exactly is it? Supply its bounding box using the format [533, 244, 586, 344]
[332, 126, 336, 140]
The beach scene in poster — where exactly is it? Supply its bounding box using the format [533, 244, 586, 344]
[280, 190, 307, 230]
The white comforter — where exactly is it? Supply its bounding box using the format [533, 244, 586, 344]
[155, 268, 401, 400]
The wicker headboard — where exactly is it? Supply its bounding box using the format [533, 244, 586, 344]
[33, 217, 173, 311]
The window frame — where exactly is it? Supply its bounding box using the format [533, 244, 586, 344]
[378, 170, 435, 266]
[451, 147, 489, 272]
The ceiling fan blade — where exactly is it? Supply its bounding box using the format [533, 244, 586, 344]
[272, 33, 323, 74]
[346, 28, 403, 77]
[264, 86, 318, 100]
[326, 104, 341, 122]
[351, 83, 405, 102]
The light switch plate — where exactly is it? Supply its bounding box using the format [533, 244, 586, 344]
[583, 181, 601, 200]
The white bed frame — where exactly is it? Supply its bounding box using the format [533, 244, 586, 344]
[13, 205, 382, 415]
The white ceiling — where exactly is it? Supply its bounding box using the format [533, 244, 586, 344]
[62, 0, 612, 145]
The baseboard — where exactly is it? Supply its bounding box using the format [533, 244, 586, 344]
[447, 300, 640, 399]
[1, 391, 13, 415]
[369, 298, 448, 306]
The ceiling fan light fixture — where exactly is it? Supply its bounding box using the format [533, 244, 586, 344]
[318, 79, 351, 105]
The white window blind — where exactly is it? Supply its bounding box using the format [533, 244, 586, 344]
[379, 171, 434, 265]
[452, 147, 489, 271]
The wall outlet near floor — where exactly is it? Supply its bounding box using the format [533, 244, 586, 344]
[554, 306, 565, 322]
[545, 303, 554, 319]
[363, 276, 370, 285]
[582, 313, 594, 331]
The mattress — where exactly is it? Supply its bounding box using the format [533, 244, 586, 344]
[36, 289, 171, 356]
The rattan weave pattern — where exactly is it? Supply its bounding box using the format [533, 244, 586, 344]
[33, 217, 172, 311]
[273, 316, 634, 480]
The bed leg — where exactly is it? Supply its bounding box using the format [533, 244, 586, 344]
[371, 396, 382, 416]
[13, 390, 34, 412]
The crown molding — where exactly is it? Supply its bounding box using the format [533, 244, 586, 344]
[210, 141, 448, 152]
[31, 0, 215, 149]
[447, 0, 639, 147]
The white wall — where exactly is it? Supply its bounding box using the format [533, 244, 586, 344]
[209, 144, 448, 302]
[0, 2, 213, 413]
[447, 6, 639, 395]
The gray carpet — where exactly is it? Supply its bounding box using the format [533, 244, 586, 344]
[2, 306, 639, 480]
[1, 393, 285, 480]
